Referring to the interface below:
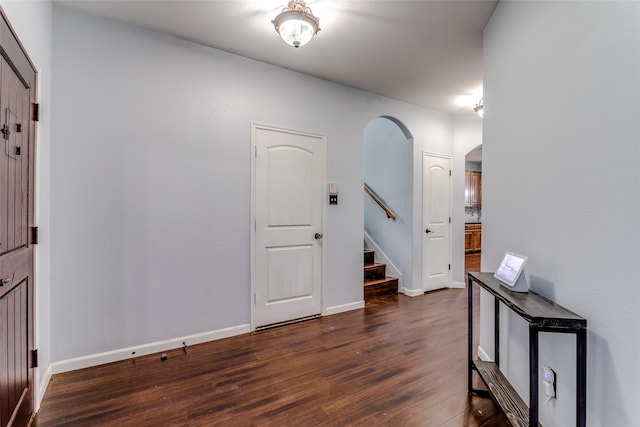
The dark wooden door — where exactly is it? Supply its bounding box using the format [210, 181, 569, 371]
[0, 11, 38, 427]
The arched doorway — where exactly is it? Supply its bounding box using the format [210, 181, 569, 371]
[363, 116, 413, 294]
[464, 144, 482, 274]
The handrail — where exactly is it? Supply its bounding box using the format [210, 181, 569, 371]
[364, 184, 397, 220]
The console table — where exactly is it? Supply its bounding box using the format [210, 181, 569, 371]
[467, 272, 587, 427]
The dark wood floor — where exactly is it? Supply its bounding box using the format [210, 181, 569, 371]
[34, 253, 502, 426]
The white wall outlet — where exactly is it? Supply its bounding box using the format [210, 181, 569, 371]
[542, 366, 556, 399]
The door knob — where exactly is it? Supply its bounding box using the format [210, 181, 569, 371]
[314, 233, 323, 240]
[425, 228, 433, 234]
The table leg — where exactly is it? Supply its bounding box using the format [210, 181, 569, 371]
[577, 328, 587, 427]
[529, 324, 539, 427]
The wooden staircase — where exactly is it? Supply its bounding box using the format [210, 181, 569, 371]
[364, 250, 398, 299]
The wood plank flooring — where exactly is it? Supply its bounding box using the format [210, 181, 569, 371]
[34, 255, 503, 426]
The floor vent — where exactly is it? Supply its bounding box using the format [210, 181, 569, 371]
[253, 314, 321, 332]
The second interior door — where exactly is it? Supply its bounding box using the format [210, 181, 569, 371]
[422, 153, 451, 291]
[0, 43, 37, 427]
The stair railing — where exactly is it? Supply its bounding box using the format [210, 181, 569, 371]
[364, 183, 397, 220]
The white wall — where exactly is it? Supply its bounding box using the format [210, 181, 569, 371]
[364, 117, 413, 289]
[452, 116, 482, 285]
[0, 0, 52, 408]
[50, 6, 454, 363]
[483, 2, 640, 426]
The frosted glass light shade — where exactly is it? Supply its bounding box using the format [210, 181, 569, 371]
[273, 1, 320, 48]
[278, 17, 315, 48]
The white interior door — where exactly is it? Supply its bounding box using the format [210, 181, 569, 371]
[252, 123, 325, 328]
[422, 153, 451, 291]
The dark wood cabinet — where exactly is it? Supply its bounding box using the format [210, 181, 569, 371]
[465, 170, 482, 207]
[472, 226, 481, 251]
[464, 228, 473, 252]
[465, 224, 481, 253]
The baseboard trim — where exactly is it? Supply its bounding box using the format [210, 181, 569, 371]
[450, 281, 465, 289]
[401, 287, 423, 297]
[35, 363, 53, 410]
[324, 300, 364, 316]
[51, 324, 251, 375]
[478, 345, 492, 362]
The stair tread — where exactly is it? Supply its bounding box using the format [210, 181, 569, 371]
[364, 277, 398, 286]
[362, 249, 397, 298]
[363, 250, 375, 264]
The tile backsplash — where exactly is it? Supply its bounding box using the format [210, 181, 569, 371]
[465, 206, 481, 223]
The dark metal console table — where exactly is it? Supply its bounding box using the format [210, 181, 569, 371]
[467, 272, 587, 427]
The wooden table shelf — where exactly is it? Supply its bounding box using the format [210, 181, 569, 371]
[467, 272, 587, 427]
[473, 360, 532, 425]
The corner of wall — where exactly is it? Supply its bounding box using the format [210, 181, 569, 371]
[35, 363, 53, 411]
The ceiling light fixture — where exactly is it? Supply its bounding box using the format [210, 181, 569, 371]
[473, 98, 484, 118]
[272, 0, 320, 48]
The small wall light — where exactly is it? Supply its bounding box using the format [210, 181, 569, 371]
[473, 98, 484, 118]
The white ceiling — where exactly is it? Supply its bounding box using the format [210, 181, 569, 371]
[55, 0, 498, 115]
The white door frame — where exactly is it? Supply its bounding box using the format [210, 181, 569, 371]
[250, 121, 327, 330]
[421, 151, 452, 291]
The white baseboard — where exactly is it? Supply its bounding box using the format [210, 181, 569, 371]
[478, 345, 492, 362]
[324, 300, 364, 316]
[450, 281, 465, 289]
[35, 363, 53, 410]
[51, 324, 251, 375]
[401, 287, 423, 297]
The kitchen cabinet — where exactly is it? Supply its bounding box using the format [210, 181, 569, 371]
[465, 223, 481, 253]
[464, 228, 473, 252]
[465, 170, 482, 207]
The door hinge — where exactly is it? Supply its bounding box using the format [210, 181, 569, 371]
[253, 292, 256, 305]
[32, 103, 40, 122]
[255, 146, 257, 158]
[449, 217, 451, 224]
[448, 264, 451, 271]
[449, 170, 452, 177]
[32, 349, 38, 368]
[31, 226, 38, 244]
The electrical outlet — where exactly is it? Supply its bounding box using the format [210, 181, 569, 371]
[542, 366, 556, 399]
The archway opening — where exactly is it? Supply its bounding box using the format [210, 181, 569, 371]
[363, 116, 413, 294]
[464, 144, 482, 275]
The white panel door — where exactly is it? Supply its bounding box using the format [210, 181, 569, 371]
[422, 153, 451, 291]
[253, 123, 325, 328]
